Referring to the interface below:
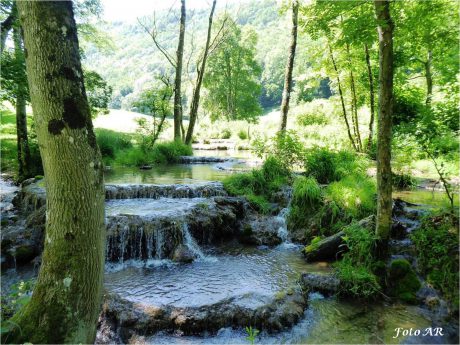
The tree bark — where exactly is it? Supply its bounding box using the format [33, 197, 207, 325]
[374, 0, 394, 241]
[425, 50, 433, 106]
[174, 0, 186, 141]
[13, 19, 32, 181]
[365, 43, 376, 152]
[279, 0, 298, 133]
[8, 1, 105, 343]
[185, 0, 217, 145]
[328, 43, 357, 152]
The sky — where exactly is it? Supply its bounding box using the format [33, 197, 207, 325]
[100, 0, 253, 22]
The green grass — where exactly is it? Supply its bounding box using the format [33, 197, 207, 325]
[223, 156, 291, 213]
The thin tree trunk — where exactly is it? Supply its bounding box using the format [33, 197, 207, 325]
[174, 0, 186, 141]
[185, 0, 217, 145]
[425, 50, 433, 106]
[374, 0, 394, 243]
[346, 42, 362, 151]
[365, 43, 376, 152]
[9, 2, 105, 343]
[279, 0, 298, 133]
[1, 10, 15, 54]
[13, 21, 32, 181]
[328, 43, 357, 152]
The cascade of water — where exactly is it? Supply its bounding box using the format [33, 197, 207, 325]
[182, 223, 205, 259]
[155, 228, 164, 259]
[276, 208, 290, 243]
[119, 226, 128, 264]
[138, 227, 144, 259]
[146, 231, 154, 259]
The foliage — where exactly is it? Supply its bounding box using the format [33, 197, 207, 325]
[84, 69, 112, 117]
[223, 156, 290, 213]
[95, 128, 132, 163]
[335, 223, 381, 299]
[238, 129, 248, 140]
[411, 213, 459, 305]
[252, 131, 304, 169]
[304, 147, 367, 184]
[388, 259, 421, 304]
[325, 174, 376, 219]
[292, 177, 322, 212]
[392, 172, 416, 190]
[245, 326, 259, 345]
[1, 279, 35, 330]
[220, 129, 232, 139]
[204, 19, 262, 122]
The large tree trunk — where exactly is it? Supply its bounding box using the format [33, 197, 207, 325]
[279, 0, 298, 133]
[374, 0, 394, 243]
[185, 0, 217, 145]
[365, 43, 376, 152]
[328, 43, 357, 152]
[425, 50, 433, 106]
[174, 0, 186, 141]
[9, 2, 105, 343]
[13, 22, 32, 181]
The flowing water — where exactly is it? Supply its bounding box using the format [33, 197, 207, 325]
[104, 243, 329, 308]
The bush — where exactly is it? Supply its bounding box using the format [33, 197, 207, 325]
[292, 177, 322, 212]
[238, 129, 248, 140]
[223, 157, 290, 213]
[392, 172, 416, 190]
[221, 129, 232, 139]
[304, 147, 367, 184]
[152, 141, 193, 164]
[325, 174, 376, 219]
[411, 213, 459, 305]
[335, 223, 381, 299]
[96, 129, 132, 160]
[296, 113, 329, 127]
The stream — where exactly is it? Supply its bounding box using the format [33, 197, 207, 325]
[1, 152, 457, 344]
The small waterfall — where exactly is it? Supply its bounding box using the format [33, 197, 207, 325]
[155, 228, 164, 259]
[276, 208, 290, 243]
[182, 223, 205, 259]
[146, 231, 154, 259]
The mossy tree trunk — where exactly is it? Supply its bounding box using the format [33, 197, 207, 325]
[374, 0, 394, 244]
[185, 0, 216, 145]
[279, 0, 298, 134]
[8, 1, 106, 343]
[174, 0, 186, 141]
[13, 17, 32, 181]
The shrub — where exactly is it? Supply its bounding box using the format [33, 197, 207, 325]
[335, 223, 381, 299]
[325, 174, 376, 219]
[223, 157, 290, 213]
[238, 130, 248, 140]
[388, 259, 421, 304]
[115, 147, 151, 166]
[292, 177, 322, 212]
[411, 213, 459, 305]
[95, 129, 132, 160]
[152, 141, 193, 164]
[221, 129, 232, 139]
[296, 113, 329, 126]
[392, 172, 416, 190]
[304, 147, 367, 184]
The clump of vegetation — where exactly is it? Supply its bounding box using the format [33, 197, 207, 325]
[1, 279, 35, 328]
[220, 129, 232, 139]
[325, 174, 376, 219]
[411, 213, 459, 307]
[95, 128, 133, 163]
[304, 235, 322, 254]
[292, 177, 322, 211]
[392, 172, 417, 190]
[223, 156, 291, 213]
[296, 112, 329, 127]
[115, 141, 192, 167]
[388, 259, 421, 304]
[238, 129, 248, 140]
[304, 147, 368, 184]
[335, 223, 381, 299]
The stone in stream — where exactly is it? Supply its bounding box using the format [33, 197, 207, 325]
[300, 273, 341, 296]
